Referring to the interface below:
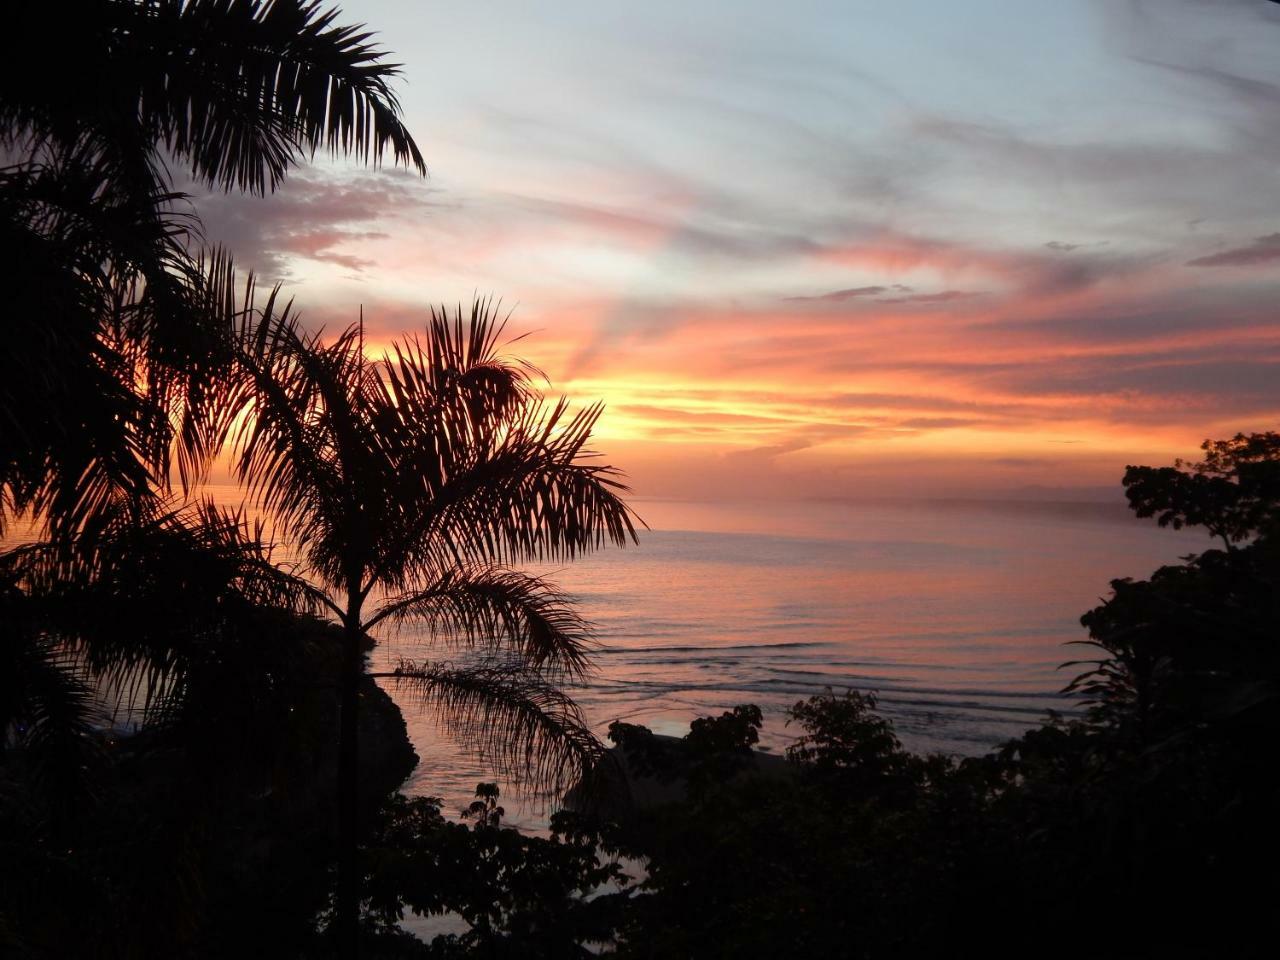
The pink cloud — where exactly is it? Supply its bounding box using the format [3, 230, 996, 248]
[1187, 233, 1280, 267]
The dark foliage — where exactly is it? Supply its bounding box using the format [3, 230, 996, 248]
[203, 291, 637, 946]
[1121, 431, 1280, 548]
[345, 432, 1280, 958]
[1, 0, 424, 539]
[1, 606, 417, 958]
[586, 433, 1280, 958]
[358, 786, 629, 959]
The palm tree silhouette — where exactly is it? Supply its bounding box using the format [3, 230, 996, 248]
[1, 0, 424, 538]
[3, 3, 424, 854]
[215, 291, 638, 951]
[1, 498, 319, 780]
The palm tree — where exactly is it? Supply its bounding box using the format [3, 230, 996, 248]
[1, 0, 424, 196]
[3, 3, 425, 865]
[0, 499, 340, 954]
[1, 498, 319, 756]
[213, 290, 638, 952]
[0, 6, 433, 949]
[1, 0, 425, 538]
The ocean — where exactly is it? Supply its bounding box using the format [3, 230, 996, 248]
[374, 497, 1207, 825]
[4, 492, 1206, 826]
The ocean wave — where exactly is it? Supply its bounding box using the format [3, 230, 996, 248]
[576, 674, 1069, 717]
[597, 641, 831, 655]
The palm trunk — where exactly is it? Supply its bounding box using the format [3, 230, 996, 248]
[335, 618, 362, 956]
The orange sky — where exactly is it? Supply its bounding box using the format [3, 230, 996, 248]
[192, 0, 1280, 501]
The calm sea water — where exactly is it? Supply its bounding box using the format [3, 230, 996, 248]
[374, 497, 1206, 824]
[5, 494, 1205, 824]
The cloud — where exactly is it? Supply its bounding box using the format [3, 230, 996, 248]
[784, 284, 982, 305]
[784, 285, 897, 302]
[1187, 233, 1280, 267]
[492, 189, 858, 268]
[828, 392, 1008, 415]
[907, 102, 1280, 236]
[722, 439, 820, 461]
[987, 353, 1280, 414]
[810, 229, 1151, 301]
[281, 229, 387, 271]
[983, 289, 1271, 344]
[991, 457, 1054, 468]
[898, 417, 988, 430]
[615, 404, 788, 427]
[912, 115, 1223, 187]
[877, 290, 985, 305]
[189, 168, 440, 279]
[1045, 241, 1082, 252]
[719, 424, 875, 462]
[1133, 57, 1280, 127]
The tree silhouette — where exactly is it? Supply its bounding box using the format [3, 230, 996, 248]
[1121, 431, 1280, 551]
[1, 0, 424, 538]
[1, 500, 317, 796]
[211, 290, 637, 951]
[1071, 432, 1280, 740]
[3, 10, 426, 926]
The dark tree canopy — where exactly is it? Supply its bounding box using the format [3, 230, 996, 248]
[1122, 431, 1280, 549]
[0, 0, 425, 539]
[339, 432, 1280, 958]
[1, 0, 424, 196]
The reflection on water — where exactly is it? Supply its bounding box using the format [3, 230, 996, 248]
[4, 493, 1206, 827]
[373, 497, 1206, 827]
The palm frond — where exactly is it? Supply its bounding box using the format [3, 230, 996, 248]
[388, 659, 605, 798]
[226, 306, 379, 590]
[363, 310, 640, 585]
[170, 249, 250, 494]
[0, 617, 99, 750]
[412, 398, 640, 570]
[3, 0, 429, 537]
[0, 153, 190, 537]
[369, 568, 596, 678]
[224, 295, 640, 599]
[124, 0, 426, 193]
[1, 500, 324, 723]
[4, 2, 424, 196]
[0, 623, 103, 813]
[374, 300, 536, 471]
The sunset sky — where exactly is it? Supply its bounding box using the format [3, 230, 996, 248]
[195, 0, 1280, 501]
